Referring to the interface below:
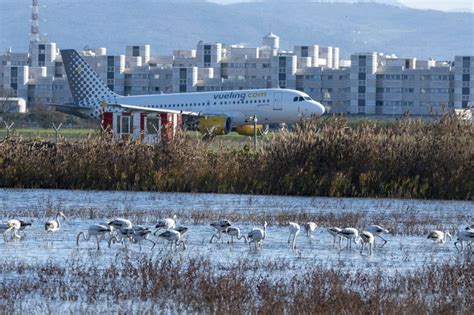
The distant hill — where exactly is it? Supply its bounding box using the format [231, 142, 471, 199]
[0, 0, 473, 59]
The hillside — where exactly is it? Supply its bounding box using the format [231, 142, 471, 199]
[0, 0, 473, 59]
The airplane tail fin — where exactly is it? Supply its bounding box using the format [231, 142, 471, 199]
[60, 49, 118, 108]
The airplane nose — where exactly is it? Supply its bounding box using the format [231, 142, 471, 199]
[313, 101, 325, 116]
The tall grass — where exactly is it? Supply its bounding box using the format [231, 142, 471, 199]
[0, 256, 471, 313]
[0, 116, 472, 199]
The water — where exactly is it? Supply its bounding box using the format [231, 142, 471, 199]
[0, 188, 472, 275]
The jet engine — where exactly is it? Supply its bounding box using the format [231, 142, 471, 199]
[234, 124, 269, 136]
[197, 116, 232, 135]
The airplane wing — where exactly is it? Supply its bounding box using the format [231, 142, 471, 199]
[108, 103, 202, 116]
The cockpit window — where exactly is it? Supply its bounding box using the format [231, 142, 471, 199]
[293, 96, 298, 102]
[304, 96, 312, 101]
[298, 96, 304, 101]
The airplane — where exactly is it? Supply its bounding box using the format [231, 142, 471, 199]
[59, 49, 325, 135]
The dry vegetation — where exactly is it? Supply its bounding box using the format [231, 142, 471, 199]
[0, 256, 471, 314]
[0, 116, 472, 200]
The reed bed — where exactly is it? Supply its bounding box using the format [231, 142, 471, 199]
[1, 116, 472, 200]
[0, 255, 471, 314]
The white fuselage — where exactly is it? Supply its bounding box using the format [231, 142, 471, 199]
[106, 88, 325, 125]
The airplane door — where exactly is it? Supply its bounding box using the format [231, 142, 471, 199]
[273, 92, 283, 110]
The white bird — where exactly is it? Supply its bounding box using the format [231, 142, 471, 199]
[427, 230, 452, 244]
[338, 227, 359, 250]
[302, 222, 317, 238]
[223, 226, 247, 243]
[6, 219, 22, 240]
[454, 227, 474, 252]
[154, 215, 177, 235]
[209, 219, 232, 243]
[7, 219, 21, 230]
[108, 218, 133, 231]
[130, 225, 156, 250]
[18, 220, 32, 237]
[359, 231, 375, 255]
[288, 222, 300, 249]
[0, 221, 20, 241]
[327, 227, 343, 246]
[76, 224, 112, 250]
[108, 227, 134, 248]
[157, 229, 186, 250]
[367, 225, 390, 247]
[248, 221, 267, 249]
[45, 212, 66, 233]
[174, 226, 189, 236]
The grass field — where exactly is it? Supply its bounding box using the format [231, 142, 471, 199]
[0, 127, 98, 139]
[0, 127, 268, 147]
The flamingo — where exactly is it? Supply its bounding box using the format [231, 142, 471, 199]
[454, 227, 474, 252]
[302, 222, 317, 238]
[248, 221, 267, 249]
[367, 225, 390, 247]
[154, 215, 177, 235]
[6, 219, 22, 240]
[108, 218, 133, 232]
[0, 221, 20, 241]
[338, 227, 359, 250]
[174, 226, 189, 235]
[76, 224, 112, 250]
[327, 227, 343, 246]
[288, 222, 300, 250]
[45, 212, 66, 233]
[223, 226, 247, 243]
[427, 230, 452, 244]
[209, 220, 232, 243]
[157, 229, 186, 250]
[108, 227, 134, 248]
[130, 225, 156, 250]
[18, 220, 32, 237]
[359, 231, 375, 255]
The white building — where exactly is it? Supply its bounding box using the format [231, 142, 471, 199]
[0, 32, 472, 118]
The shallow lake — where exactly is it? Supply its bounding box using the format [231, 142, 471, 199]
[0, 189, 472, 275]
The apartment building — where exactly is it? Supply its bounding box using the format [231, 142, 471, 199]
[0, 32, 472, 118]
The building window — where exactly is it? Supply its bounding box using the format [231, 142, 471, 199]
[301, 46, 308, 58]
[132, 46, 140, 57]
[463, 56, 471, 68]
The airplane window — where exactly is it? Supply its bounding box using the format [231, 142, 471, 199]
[233, 101, 236, 104]
[214, 102, 216, 105]
[304, 96, 312, 101]
[245, 101, 248, 104]
[293, 97, 298, 102]
[299, 97, 304, 101]
[258, 100, 261, 103]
